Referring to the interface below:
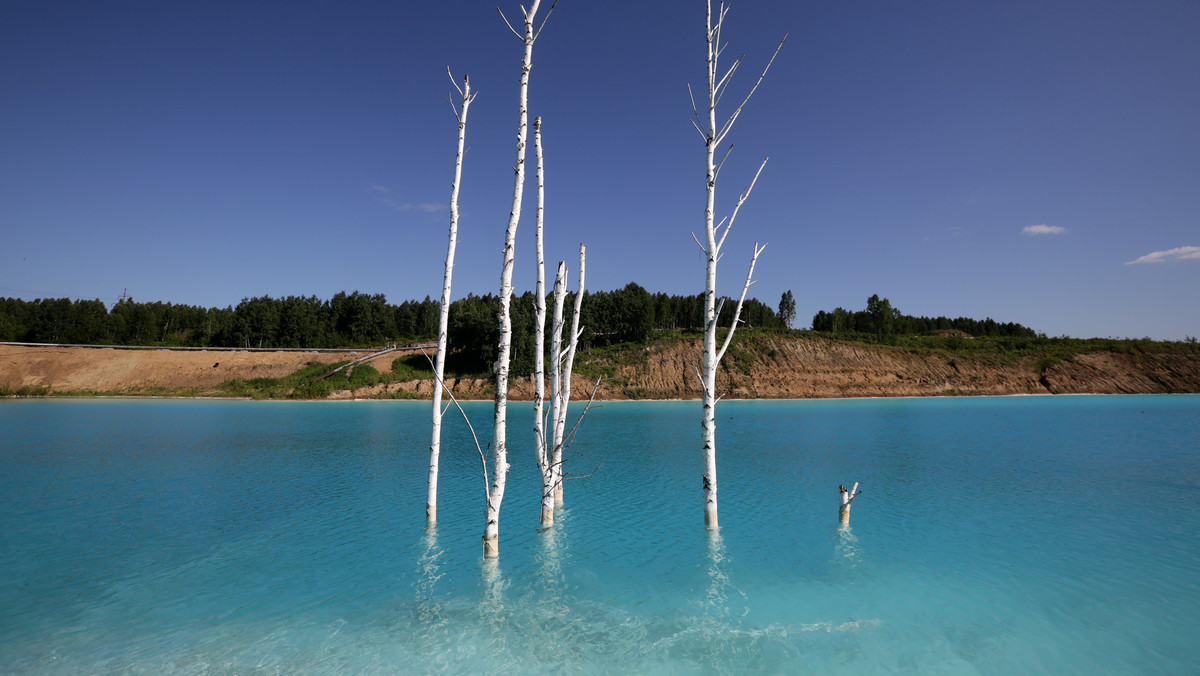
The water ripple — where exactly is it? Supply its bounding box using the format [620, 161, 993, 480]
[2, 397, 1199, 673]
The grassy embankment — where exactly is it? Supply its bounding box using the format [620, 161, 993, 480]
[125, 332, 1200, 399]
[4, 332, 1196, 399]
[216, 354, 434, 399]
[569, 329, 1200, 398]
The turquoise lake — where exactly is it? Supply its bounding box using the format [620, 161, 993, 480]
[2, 395, 1198, 673]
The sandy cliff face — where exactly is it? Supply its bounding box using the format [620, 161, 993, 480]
[1040, 351, 1200, 395]
[404, 336, 1200, 400]
[568, 336, 1200, 400]
[0, 345, 350, 394]
[3, 338, 1198, 399]
[588, 337, 1046, 400]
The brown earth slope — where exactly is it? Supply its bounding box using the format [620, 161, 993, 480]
[3, 337, 1199, 400]
[573, 336, 1200, 399]
[0, 345, 364, 395]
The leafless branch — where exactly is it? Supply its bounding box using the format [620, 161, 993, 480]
[423, 348, 489, 497]
[716, 242, 766, 364]
[715, 157, 768, 253]
[714, 143, 734, 181]
[715, 33, 787, 146]
[497, 6, 522, 39]
[713, 55, 744, 108]
[561, 376, 604, 447]
[444, 68, 476, 124]
[532, 0, 558, 42]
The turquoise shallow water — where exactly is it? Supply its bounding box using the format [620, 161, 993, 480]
[1, 395, 1198, 673]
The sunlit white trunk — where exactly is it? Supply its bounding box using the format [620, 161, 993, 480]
[551, 244, 585, 503]
[485, 0, 546, 558]
[701, 39, 720, 526]
[543, 263, 568, 525]
[428, 71, 475, 526]
[532, 116, 553, 528]
[695, 1, 784, 529]
[839, 482, 860, 524]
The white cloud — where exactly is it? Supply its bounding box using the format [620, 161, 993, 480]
[1023, 224, 1067, 235]
[367, 185, 444, 214]
[1124, 245, 1200, 265]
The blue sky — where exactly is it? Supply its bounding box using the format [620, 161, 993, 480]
[2, 1, 1197, 339]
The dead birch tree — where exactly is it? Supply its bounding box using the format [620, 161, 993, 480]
[537, 262, 568, 525]
[839, 482, 861, 525]
[531, 116, 588, 527]
[550, 243, 585, 504]
[692, 1, 785, 528]
[427, 70, 476, 526]
[484, 0, 554, 558]
[535, 250, 586, 527]
[531, 115, 553, 527]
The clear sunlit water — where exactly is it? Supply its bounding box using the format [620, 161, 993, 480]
[1, 395, 1198, 674]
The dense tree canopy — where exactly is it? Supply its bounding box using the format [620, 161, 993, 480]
[811, 294, 1038, 338]
[3, 290, 1048, 362]
[1, 284, 781, 360]
[0, 293, 440, 349]
[4, 287, 1044, 376]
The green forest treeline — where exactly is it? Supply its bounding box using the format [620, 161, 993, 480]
[811, 294, 1038, 339]
[7, 289, 1194, 386]
[0, 284, 783, 374]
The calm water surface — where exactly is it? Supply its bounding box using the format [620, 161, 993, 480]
[1, 395, 1198, 673]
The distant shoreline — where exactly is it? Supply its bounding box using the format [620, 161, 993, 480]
[3, 339, 1199, 401]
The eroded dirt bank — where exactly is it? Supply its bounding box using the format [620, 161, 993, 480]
[3, 338, 1198, 400]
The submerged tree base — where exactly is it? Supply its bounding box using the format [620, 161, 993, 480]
[482, 535, 499, 558]
[839, 482, 860, 525]
[705, 507, 719, 529]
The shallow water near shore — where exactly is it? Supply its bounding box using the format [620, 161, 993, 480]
[2, 395, 1199, 673]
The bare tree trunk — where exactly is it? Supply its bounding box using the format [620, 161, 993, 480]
[485, 0, 552, 558]
[551, 243, 585, 503]
[428, 70, 475, 526]
[839, 482, 861, 525]
[531, 116, 551, 527]
[543, 262, 568, 525]
[694, 1, 785, 529]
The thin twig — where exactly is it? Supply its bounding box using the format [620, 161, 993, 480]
[422, 349, 489, 496]
[714, 143, 734, 181]
[715, 33, 787, 146]
[715, 157, 768, 254]
[532, 0, 558, 42]
[561, 376, 604, 446]
[497, 6, 522, 39]
[716, 242, 766, 364]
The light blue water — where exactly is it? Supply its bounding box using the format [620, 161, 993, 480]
[1, 396, 1198, 674]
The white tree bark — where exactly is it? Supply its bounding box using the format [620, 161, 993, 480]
[839, 482, 861, 525]
[542, 262, 568, 525]
[695, 1, 785, 529]
[485, 0, 551, 558]
[532, 115, 553, 528]
[428, 70, 475, 526]
[551, 243, 585, 503]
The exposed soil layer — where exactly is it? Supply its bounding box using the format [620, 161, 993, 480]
[3, 338, 1198, 400]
